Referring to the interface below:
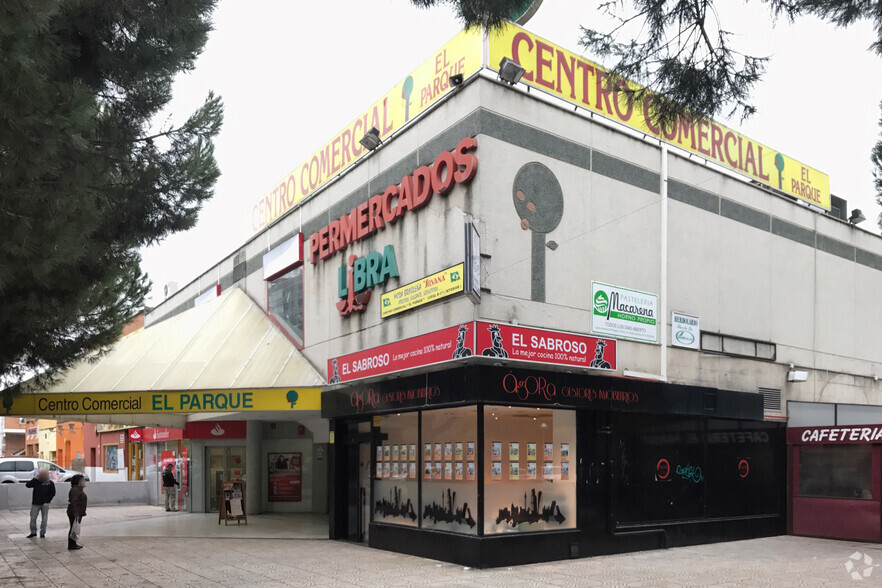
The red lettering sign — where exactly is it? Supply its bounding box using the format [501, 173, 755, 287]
[474, 321, 616, 371]
[309, 137, 478, 264]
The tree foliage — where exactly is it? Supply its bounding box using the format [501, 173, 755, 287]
[0, 0, 223, 399]
[411, 0, 882, 224]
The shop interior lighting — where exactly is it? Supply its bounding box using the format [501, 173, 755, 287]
[848, 208, 867, 224]
[359, 127, 382, 151]
[450, 73, 464, 87]
[498, 57, 526, 85]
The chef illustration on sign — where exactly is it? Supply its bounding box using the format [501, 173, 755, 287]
[328, 359, 341, 384]
[451, 324, 473, 359]
[481, 324, 509, 358]
[588, 340, 612, 369]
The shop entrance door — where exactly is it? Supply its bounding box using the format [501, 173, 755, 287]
[343, 421, 372, 543]
[128, 443, 144, 481]
[206, 447, 247, 512]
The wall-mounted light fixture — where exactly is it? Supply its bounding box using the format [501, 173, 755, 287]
[498, 57, 526, 85]
[450, 73, 464, 87]
[787, 370, 808, 382]
[848, 209, 867, 224]
[359, 127, 382, 151]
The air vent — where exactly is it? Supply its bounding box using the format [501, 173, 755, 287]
[759, 387, 782, 412]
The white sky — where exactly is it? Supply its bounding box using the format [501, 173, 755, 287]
[140, 0, 882, 307]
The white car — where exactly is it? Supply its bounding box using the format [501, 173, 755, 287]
[0, 457, 90, 483]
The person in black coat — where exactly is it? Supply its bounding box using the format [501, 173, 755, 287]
[25, 470, 55, 538]
[67, 474, 87, 550]
[162, 464, 180, 512]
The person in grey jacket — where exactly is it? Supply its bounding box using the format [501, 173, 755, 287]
[67, 474, 87, 550]
[25, 470, 55, 538]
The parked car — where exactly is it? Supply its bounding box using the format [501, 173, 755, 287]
[0, 457, 90, 483]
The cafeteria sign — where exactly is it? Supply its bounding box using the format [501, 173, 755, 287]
[4, 387, 322, 416]
[381, 263, 464, 318]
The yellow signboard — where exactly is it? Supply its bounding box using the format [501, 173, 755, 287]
[488, 24, 830, 210]
[381, 263, 465, 318]
[4, 388, 322, 416]
[250, 29, 484, 234]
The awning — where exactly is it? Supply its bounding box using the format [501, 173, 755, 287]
[9, 287, 324, 428]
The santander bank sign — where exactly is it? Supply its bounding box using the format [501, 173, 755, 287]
[308, 137, 478, 265]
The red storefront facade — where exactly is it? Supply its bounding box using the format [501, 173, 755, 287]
[788, 425, 882, 542]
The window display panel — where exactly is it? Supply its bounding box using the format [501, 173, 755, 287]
[613, 414, 705, 524]
[421, 406, 477, 535]
[373, 413, 418, 527]
[799, 445, 872, 499]
[484, 407, 576, 534]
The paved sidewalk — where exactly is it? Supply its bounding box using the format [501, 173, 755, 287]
[1, 506, 880, 586]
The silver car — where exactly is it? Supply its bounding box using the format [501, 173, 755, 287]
[0, 457, 89, 483]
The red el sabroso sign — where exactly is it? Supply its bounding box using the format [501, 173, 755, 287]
[327, 321, 617, 384]
[474, 321, 616, 371]
[327, 323, 474, 384]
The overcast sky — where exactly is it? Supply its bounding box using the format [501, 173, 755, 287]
[140, 0, 882, 307]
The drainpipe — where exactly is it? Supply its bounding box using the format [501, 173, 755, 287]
[660, 143, 668, 381]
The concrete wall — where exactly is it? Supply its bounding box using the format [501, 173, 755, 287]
[0, 481, 149, 510]
[146, 76, 882, 415]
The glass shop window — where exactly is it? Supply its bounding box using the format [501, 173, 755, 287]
[483, 406, 576, 534]
[798, 445, 873, 500]
[267, 266, 304, 346]
[421, 406, 478, 535]
[373, 413, 419, 528]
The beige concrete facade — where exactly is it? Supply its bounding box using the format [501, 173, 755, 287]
[147, 75, 882, 419]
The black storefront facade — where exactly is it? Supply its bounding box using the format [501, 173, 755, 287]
[323, 363, 786, 568]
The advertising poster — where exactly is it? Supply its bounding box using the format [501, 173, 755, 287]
[591, 282, 658, 343]
[424, 443, 431, 461]
[455, 442, 463, 460]
[527, 442, 537, 461]
[474, 321, 616, 371]
[433, 462, 442, 480]
[376, 446, 383, 461]
[509, 442, 520, 461]
[544, 443, 553, 459]
[380, 263, 465, 318]
[491, 442, 502, 458]
[408, 462, 416, 479]
[544, 461, 554, 479]
[467, 442, 475, 460]
[444, 442, 452, 460]
[409, 444, 416, 460]
[467, 462, 476, 480]
[490, 461, 502, 480]
[455, 462, 463, 480]
[561, 444, 570, 459]
[181, 448, 188, 497]
[527, 462, 537, 480]
[268, 453, 302, 502]
[509, 462, 520, 480]
[561, 461, 570, 480]
[444, 462, 452, 480]
[434, 443, 442, 461]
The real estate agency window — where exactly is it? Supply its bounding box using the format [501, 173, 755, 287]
[421, 407, 478, 535]
[483, 406, 576, 534]
[264, 234, 305, 346]
[373, 412, 419, 528]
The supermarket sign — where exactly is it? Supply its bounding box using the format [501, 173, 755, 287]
[326, 321, 616, 384]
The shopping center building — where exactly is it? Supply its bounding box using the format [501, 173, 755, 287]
[6, 22, 882, 567]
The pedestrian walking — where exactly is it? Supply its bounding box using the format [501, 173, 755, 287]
[25, 470, 55, 538]
[162, 464, 180, 512]
[67, 474, 87, 550]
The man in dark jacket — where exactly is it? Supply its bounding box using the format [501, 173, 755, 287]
[25, 470, 55, 538]
[162, 464, 180, 512]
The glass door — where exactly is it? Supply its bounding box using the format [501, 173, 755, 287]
[128, 443, 144, 481]
[206, 447, 247, 512]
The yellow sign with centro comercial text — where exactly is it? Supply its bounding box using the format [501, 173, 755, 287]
[488, 23, 830, 210]
[249, 29, 483, 234]
[381, 263, 465, 319]
[4, 388, 322, 416]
